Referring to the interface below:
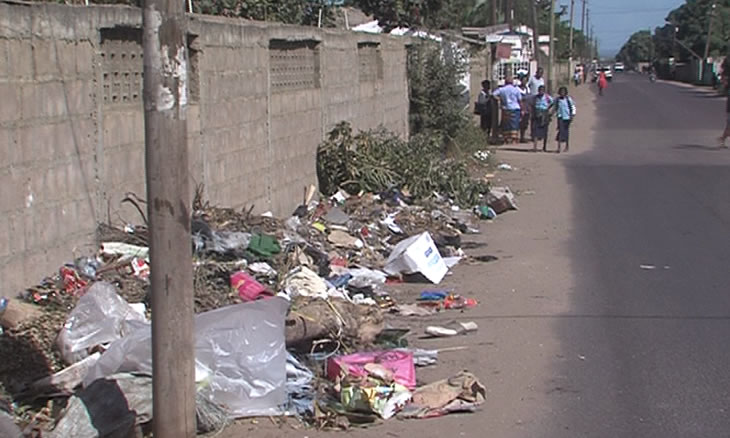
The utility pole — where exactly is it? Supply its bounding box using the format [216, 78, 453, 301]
[531, 0, 540, 62]
[568, 0, 575, 59]
[581, 0, 587, 60]
[586, 8, 593, 61]
[548, 0, 556, 93]
[702, 2, 716, 81]
[507, 0, 514, 30]
[491, 0, 498, 25]
[142, 0, 196, 434]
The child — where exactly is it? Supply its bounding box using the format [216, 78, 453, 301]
[553, 86, 576, 153]
[531, 85, 553, 152]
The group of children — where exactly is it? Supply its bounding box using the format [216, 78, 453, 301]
[476, 74, 577, 153]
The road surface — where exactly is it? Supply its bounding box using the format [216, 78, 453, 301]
[549, 73, 730, 437]
[246, 73, 730, 438]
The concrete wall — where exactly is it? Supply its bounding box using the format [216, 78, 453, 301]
[0, 2, 409, 297]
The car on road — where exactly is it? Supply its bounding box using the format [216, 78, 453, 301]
[613, 62, 625, 72]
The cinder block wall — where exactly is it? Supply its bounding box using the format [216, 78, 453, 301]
[0, 2, 409, 297]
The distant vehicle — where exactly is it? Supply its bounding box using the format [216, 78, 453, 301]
[613, 62, 625, 72]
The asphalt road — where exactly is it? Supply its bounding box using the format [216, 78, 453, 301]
[552, 73, 730, 437]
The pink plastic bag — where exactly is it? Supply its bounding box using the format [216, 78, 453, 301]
[327, 350, 416, 389]
[230, 271, 270, 302]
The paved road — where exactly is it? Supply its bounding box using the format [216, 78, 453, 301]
[551, 73, 730, 436]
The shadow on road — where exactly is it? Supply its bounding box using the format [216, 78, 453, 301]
[674, 143, 727, 151]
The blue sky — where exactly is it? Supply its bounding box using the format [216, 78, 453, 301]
[560, 0, 686, 56]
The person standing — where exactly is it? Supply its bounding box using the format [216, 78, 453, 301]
[553, 86, 576, 153]
[517, 73, 530, 143]
[527, 67, 545, 96]
[476, 80, 497, 139]
[526, 68, 545, 143]
[720, 61, 730, 148]
[531, 85, 553, 152]
[597, 70, 608, 96]
[493, 76, 523, 144]
[532, 85, 553, 152]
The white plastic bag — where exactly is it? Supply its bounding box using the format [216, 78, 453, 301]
[57, 282, 147, 365]
[84, 298, 289, 418]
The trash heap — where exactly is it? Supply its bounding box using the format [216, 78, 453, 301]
[0, 176, 519, 436]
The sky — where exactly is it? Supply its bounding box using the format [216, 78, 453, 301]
[560, 0, 686, 56]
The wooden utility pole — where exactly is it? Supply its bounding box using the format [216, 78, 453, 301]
[531, 0, 540, 61]
[142, 0, 196, 434]
[568, 0, 575, 58]
[581, 0, 586, 60]
[702, 2, 716, 81]
[507, 0, 513, 30]
[491, 0, 498, 25]
[585, 7, 590, 60]
[548, 0, 556, 92]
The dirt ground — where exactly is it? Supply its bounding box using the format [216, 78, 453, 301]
[228, 85, 598, 438]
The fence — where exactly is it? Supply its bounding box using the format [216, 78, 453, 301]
[0, 1, 410, 296]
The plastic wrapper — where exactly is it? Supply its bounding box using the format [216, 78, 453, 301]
[284, 354, 314, 416]
[84, 298, 289, 418]
[57, 282, 147, 365]
[327, 350, 416, 389]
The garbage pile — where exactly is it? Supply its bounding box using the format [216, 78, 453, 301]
[0, 180, 518, 436]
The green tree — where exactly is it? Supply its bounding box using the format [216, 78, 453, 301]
[647, 0, 730, 62]
[617, 30, 654, 67]
[194, 0, 335, 25]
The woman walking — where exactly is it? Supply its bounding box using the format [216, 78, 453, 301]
[597, 70, 608, 96]
[553, 86, 576, 153]
[532, 85, 553, 152]
[719, 60, 729, 148]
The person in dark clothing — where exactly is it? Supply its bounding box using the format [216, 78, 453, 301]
[720, 60, 730, 148]
[476, 80, 496, 139]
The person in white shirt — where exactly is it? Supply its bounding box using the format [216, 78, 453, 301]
[527, 67, 545, 96]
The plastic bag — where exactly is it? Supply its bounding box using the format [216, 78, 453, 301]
[327, 350, 416, 389]
[284, 354, 314, 416]
[84, 298, 289, 418]
[57, 282, 147, 365]
[207, 231, 251, 255]
[347, 268, 387, 290]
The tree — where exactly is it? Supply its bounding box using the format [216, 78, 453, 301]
[617, 30, 654, 67]
[648, 0, 730, 62]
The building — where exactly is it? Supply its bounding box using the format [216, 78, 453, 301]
[463, 24, 552, 85]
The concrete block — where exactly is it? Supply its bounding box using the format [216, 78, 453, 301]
[23, 250, 48, 285]
[75, 41, 95, 76]
[0, 168, 29, 213]
[0, 128, 19, 169]
[58, 41, 85, 78]
[21, 81, 67, 120]
[19, 123, 52, 165]
[0, 40, 8, 80]
[66, 80, 95, 116]
[7, 212, 25, 254]
[0, 255, 26, 298]
[32, 40, 60, 79]
[7, 40, 34, 80]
